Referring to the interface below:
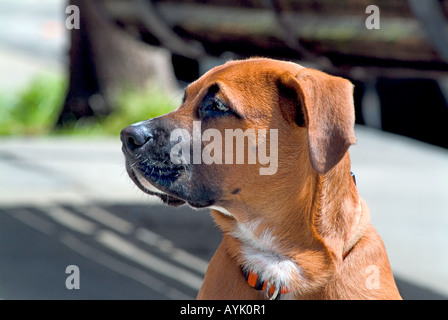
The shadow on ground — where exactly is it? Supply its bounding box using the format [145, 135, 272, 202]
[1, 203, 446, 300]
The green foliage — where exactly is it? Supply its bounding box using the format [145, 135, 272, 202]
[0, 74, 178, 136]
[0, 74, 66, 135]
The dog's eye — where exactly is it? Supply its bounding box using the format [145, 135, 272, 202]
[199, 97, 232, 119]
[211, 99, 229, 113]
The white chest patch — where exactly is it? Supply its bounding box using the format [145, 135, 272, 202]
[231, 221, 302, 292]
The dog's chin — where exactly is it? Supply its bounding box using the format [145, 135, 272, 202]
[129, 169, 186, 207]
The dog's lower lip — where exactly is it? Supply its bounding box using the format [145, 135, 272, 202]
[130, 169, 186, 205]
[133, 169, 163, 193]
[142, 164, 183, 179]
[134, 160, 185, 188]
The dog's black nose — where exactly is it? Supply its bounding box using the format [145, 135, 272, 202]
[121, 124, 153, 152]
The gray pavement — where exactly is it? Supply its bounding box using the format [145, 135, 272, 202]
[0, 129, 447, 299]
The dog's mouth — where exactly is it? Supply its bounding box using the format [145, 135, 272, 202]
[137, 160, 184, 187]
[126, 159, 187, 206]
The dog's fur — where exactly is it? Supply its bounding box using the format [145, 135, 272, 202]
[121, 58, 402, 299]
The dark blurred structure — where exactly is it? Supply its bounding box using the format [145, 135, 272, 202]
[60, 0, 448, 148]
[57, 0, 178, 125]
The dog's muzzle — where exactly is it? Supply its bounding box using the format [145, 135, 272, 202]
[120, 121, 186, 204]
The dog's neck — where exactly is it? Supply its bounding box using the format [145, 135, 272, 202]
[213, 155, 366, 254]
[211, 154, 369, 297]
[313, 154, 369, 258]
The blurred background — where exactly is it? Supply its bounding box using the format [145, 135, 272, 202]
[0, 0, 447, 299]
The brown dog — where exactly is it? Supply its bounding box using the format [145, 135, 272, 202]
[121, 58, 402, 299]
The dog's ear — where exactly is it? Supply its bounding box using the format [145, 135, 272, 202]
[279, 68, 357, 174]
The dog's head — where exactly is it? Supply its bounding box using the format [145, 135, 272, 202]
[121, 58, 356, 216]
